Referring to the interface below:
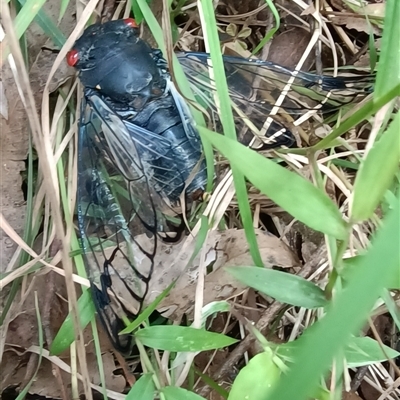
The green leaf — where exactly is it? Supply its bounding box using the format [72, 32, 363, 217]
[199, 128, 348, 239]
[200, 301, 231, 328]
[14, 0, 47, 40]
[50, 290, 95, 355]
[227, 267, 328, 309]
[252, 0, 280, 54]
[126, 373, 155, 400]
[228, 352, 281, 400]
[17, 0, 66, 48]
[382, 289, 400, 327]
[58, 0, 69, 21]
[162, 386, 206, 400]
[374, 0, 400, 99]
[226, 23, 237, 37]
[195, 368, 229, 399]
[135, 326, 238, 351]
[345, 336, 400, 367]
[350, 113, 400, 221]
[264, 200, 399, 400]
[198, 0, 263, 267]
[131, 0, 145, 24]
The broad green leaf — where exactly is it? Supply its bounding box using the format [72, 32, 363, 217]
[162, 386, 206, 400]
[343, 252, 400, 289]
[229, 352, 281, 400]
[199, 128, 348, 239]
[135, 326, 238, 351]
[126, 373, 154, 400]
[351, 112, 400, 221]
[345, 336, 400, 367]
[50, 290, 95, 355]
[227, 267, 328, 309]
[265, 200, 399, 400]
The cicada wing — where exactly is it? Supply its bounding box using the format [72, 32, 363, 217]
[176, 52, 372, 148]
[77, 94, 179, 352]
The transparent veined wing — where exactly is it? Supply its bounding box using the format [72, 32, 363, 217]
[176, 52, 373, 148]
[77, 90, 202, 352]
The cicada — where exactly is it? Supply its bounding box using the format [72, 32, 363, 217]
[67, 18, 371, 353]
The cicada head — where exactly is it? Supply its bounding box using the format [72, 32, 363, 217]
[67, 19, 167, 109]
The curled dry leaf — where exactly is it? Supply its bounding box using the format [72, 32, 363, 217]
[107, 229, 299, 321]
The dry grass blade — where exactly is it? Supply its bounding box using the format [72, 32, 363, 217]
[0, 1, 102, 398]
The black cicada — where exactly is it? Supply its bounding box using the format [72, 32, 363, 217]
[67, 18, 371, 353]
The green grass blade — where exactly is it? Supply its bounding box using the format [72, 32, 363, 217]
[17, 0, 67, 48]
[121, 282, 175, 334]
[252, 0, 280, 54]
[13, 0, 47, 39]
[50, 290, 96, 355]
[199, 127, 348, 239]
[58, 0, 69, 21]
[198, 0, 263, 266]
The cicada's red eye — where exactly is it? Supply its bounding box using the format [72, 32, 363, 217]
[67, 49, 79, 66]
[123, 18, 138, 28]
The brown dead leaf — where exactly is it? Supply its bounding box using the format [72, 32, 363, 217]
[86, 352, 126, 392]
[99, 229, 298, 321]
[149, 229, 299, 320]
